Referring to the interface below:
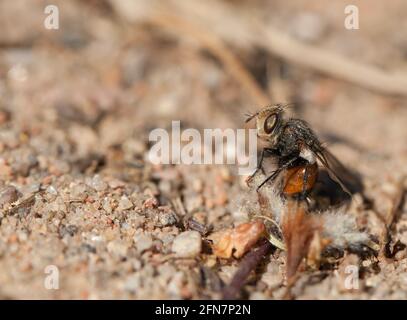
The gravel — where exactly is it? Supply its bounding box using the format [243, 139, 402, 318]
[158, 207, 178, 227]
[0, 0, 406, 300]
[171, 231, 202, 258]
[0, 186, 19, 207]
[118, 196, 134, 211]
[134, 233, 154, 253]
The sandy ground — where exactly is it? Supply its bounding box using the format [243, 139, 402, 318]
[0, 0, 406, 299]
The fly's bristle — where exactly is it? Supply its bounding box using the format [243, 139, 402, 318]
[275, 102, 295, 112]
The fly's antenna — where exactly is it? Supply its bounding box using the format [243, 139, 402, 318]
[244, 111, 259, 123]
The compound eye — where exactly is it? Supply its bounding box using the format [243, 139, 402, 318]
[264, 114, 277, 134]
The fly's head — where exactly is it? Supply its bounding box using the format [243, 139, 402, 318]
[246, 104, 286, 147]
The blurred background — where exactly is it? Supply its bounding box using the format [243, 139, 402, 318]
[1, 0, 407, 171]
[0, 0, 406, 299]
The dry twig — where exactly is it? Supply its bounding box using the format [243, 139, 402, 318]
[379, 178, 406, 258]
[222, 238, 272, 300]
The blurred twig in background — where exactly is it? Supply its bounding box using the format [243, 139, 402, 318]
[140, 10, 271, 107]
[110, 0, 271, 107]
[110, 0, 407, 97]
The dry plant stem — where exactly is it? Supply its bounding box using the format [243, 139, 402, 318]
[0, 40, 34, 49]
[257, 25, 407, 96]
[222, 238, 272, 300]
[380, 179, 405, 258]
[178, 0, 407, 96]
[109, 0, 270, 107]
[282, 273, 300, 300]
[115, 0, 407, 97]
[148, 13, 270, 106]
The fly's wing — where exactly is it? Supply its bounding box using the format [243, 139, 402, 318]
[314, 145, 362, 196]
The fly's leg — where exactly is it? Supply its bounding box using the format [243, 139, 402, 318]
[247, 148, 276, 184]
[247, 149, 265, 183]
[299, 163, 310, 201]
[256, 157, 296, 192]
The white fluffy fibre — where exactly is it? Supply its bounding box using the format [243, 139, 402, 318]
[249, 173, 286, 223]
[320, 208, 370, 249]
[237, 172, 370, 251]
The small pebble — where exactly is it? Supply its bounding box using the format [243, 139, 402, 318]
[20, 183, 41, 195]
[143, 197, 159, 209]
[172, 231, 202, 258]
[102, 197, 116, 213]
[70, 183, 88, 201]
[158, 207, 178, 226]
[90, 175, 108, 191]
[118, 195, 134, 211]
[134, 233, 154, 253]
[46, 185, 58, 195]
[0, 186, 19, 207]
[108, 179, 125, 189]
[107, 240, 129, 257]
[59, 224, 78, 238]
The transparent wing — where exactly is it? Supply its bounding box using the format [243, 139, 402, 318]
[314, 145, 362, 196]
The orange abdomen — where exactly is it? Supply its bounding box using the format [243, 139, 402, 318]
[283, 163, 318, 196]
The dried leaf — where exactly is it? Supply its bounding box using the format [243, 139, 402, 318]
[281, 201, 320, 280]
[208, 221, 266, 259]
[306, 231, 331, 269]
